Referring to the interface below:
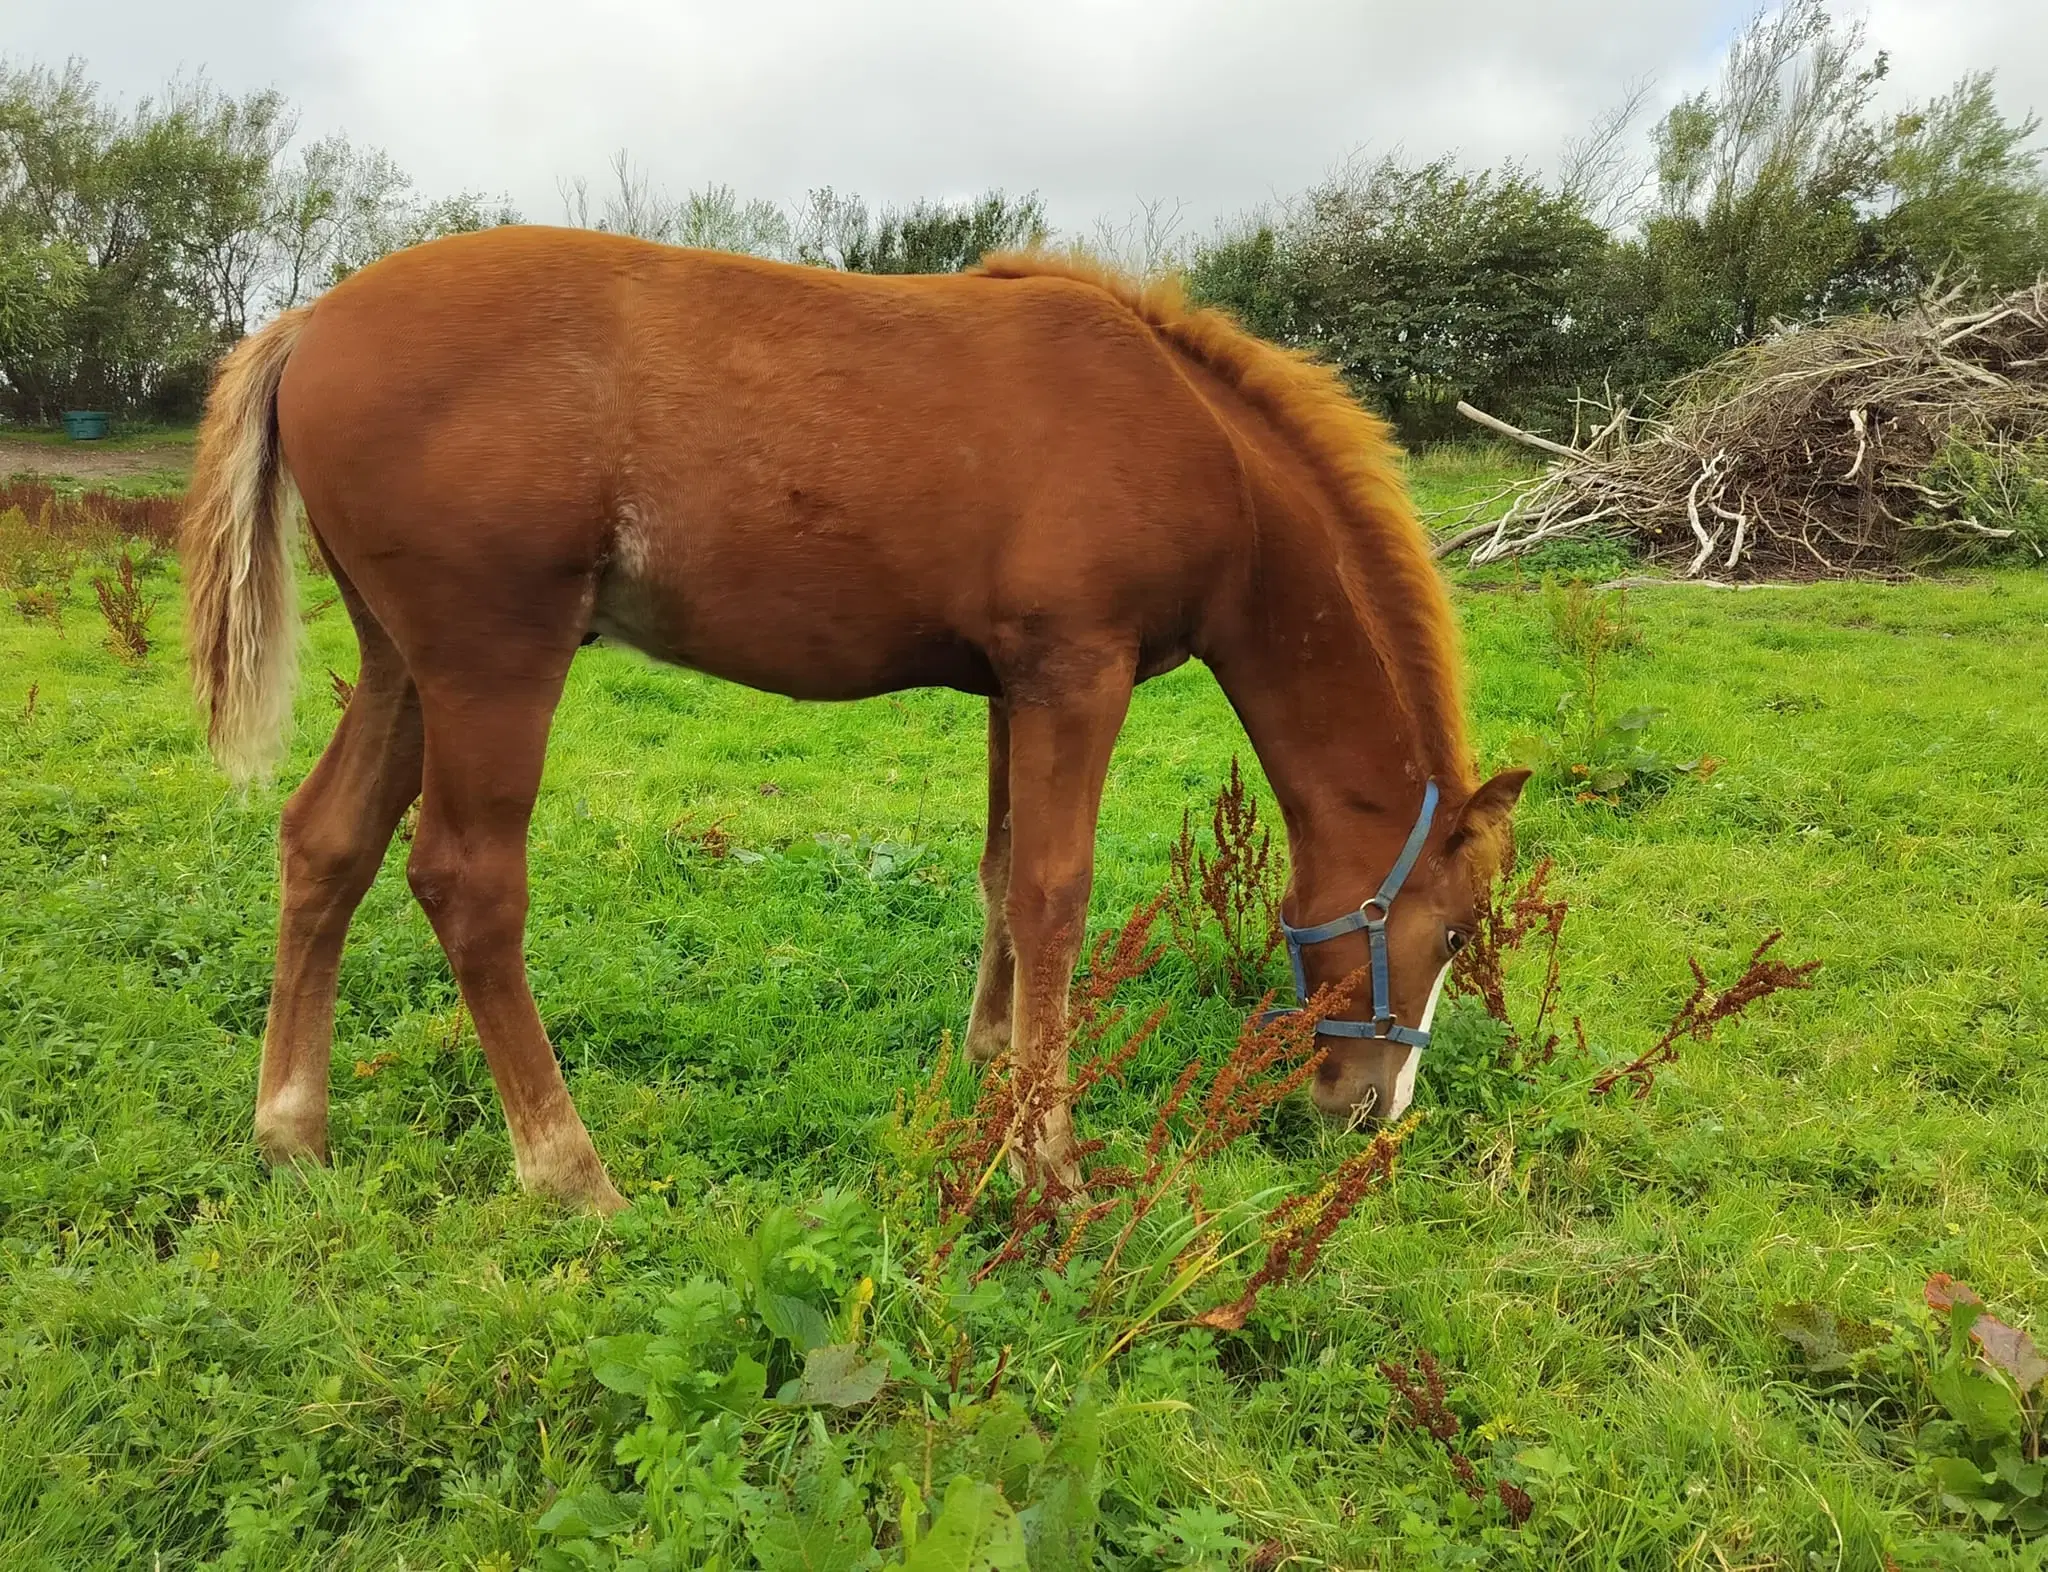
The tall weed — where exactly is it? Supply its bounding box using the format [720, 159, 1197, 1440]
[1518, 578, 1716, 803]
[1164, 758, 1285, 998]
[0, 503, 77, 628]
[91, 549, 155, 662]
[0, 476, 181, 549]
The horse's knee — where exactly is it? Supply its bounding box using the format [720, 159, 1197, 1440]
[402, 838, 448, 919]
[406, 830, 525, 967]
[1004, 868, 1089, 954]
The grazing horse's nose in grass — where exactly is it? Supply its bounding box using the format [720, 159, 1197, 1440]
[1310, 1041, 1416, 1125]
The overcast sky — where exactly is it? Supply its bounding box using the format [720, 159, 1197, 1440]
[9, 1, 2046, 238]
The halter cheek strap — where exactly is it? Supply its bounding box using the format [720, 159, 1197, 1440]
[1263, 779, 1441, 1050]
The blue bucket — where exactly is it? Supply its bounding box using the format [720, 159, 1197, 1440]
[62, 411, 111, 441]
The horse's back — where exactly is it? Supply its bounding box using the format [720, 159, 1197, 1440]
[276, 227, 1246, 697]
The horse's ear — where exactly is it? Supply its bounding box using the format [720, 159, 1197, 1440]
[1442, 769, 1531, 858]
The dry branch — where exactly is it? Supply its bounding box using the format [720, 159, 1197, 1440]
[1454, 400, 1586, 462]
[1432, 518, 1506, 560]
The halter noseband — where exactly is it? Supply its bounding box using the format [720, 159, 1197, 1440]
[1263, 779, 1442, 1049]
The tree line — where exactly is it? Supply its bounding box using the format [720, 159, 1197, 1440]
[1192, 4, 2048, 438]
[0, 62, 517, 420]
[5, 1, 2045, 436]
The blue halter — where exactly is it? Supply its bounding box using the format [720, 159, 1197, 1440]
[1264, 779, 1441, 1048]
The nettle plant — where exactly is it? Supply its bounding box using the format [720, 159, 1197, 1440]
[1512, 578, 1717, 806]
[1778, 1275, 2048, 1538]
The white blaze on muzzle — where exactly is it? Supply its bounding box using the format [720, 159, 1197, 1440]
[1384, 956, 1453, 1121]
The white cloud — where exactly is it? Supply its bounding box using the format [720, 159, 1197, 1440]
[8, 0, 2045, 235]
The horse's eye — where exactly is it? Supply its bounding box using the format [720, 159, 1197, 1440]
[1446, 929, 1469, 955]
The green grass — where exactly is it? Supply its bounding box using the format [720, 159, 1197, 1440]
[2, 498, 2046, 1569]
[75, 468, 195, 498]
[1406, 440, 1538, 527]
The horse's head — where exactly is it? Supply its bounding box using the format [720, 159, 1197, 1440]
[1288, 769, 1529, 1125]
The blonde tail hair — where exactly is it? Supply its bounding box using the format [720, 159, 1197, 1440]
[182, 306, 312, 786]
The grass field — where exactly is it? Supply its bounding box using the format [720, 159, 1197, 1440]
[3, 452, 2046, 1570]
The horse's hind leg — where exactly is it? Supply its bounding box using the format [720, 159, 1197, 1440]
[966, 699, 1015, 1064]
[405, 660, 624, 1214]
[256, 581, 424, 1166]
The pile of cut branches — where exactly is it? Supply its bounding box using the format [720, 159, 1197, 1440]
[1441, 282, 2048, 578]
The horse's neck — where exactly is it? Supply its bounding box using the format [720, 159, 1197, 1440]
[1205, 515, 1430, 922]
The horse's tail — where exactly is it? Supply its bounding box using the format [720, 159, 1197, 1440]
[183, 305, 313, 786]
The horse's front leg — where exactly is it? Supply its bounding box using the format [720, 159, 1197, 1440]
[966, 698, 1014, 1064]
[997, 658, 1134, 1185]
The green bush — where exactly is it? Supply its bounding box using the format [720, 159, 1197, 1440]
[1186, 158, 1614, 443]
[1911, 436, 2048, 563]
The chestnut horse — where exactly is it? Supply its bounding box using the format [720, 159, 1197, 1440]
[182, 228, 1526, 1214]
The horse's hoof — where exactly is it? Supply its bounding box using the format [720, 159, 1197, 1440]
[517, 1124, 629, 1215]
[964, 1017, 1010, 1065]
[525, 1166, 629, 1216]
[254, 1117, 329, 1171]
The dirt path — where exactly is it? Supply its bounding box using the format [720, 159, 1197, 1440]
[0, 435, 192, 484]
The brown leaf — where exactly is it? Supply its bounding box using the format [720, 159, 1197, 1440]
[1925, 1275, 2044, 1389]
[1924, 1272, 1984, 1314]
[1970, 1313, 2048, 1393]
[1191, 1298, 1251, 1332]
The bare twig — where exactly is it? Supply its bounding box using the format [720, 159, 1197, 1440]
[1840, 406, 1870, 482]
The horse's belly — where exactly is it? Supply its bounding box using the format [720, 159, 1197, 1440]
[588, 557, 997, 701]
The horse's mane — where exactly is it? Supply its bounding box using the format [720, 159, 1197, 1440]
[973, 251, 1473, 795]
